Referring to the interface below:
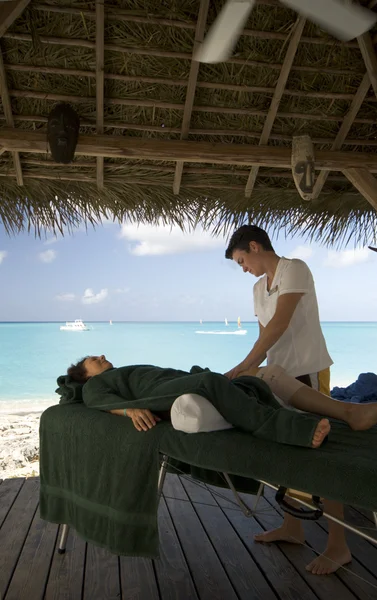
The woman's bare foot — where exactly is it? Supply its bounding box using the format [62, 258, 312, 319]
[306, 546, 352, 575]
[344, 402, 377, 431]
[312, 419, 331, 448]
[254, 524, 305, 544]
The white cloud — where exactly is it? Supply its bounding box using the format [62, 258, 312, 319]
[39, 249, 56, 263]
[324, 247, 370, 268]
[56, 293, 75, 302]
[82, 288, 108, 304]
[0, 250, 7, 264]
[119, 222, 224, 256]
[287, 245, 314, 260]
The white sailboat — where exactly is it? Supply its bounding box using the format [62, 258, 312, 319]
[237, 316, 241, 328]
[109, 320, 113, 325]
[225, 317, 228, 326]
[199, 319, 203, 325]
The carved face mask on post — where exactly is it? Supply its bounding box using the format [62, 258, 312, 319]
[47, 103, 80, 164]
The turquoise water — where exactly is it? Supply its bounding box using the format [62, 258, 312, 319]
[0, 321, 377, 410]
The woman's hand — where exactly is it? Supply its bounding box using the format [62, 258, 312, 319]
[125, 408, 162, 432]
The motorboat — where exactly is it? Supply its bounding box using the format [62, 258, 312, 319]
[60, 319, 89, 331]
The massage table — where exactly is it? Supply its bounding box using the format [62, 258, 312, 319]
[38, 404, 377, 558]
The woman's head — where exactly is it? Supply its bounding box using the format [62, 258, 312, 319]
[67, 355, 113, 383]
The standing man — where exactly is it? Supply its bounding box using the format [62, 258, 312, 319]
[224, 224, 351, 576]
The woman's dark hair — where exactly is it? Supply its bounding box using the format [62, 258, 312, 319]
[67, 356, 90, 383]
[225, 225, 274, 259]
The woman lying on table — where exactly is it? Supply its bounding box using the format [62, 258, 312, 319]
[66, 355, 377, 449]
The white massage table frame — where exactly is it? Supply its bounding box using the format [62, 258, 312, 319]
[57, 453, 377, 554]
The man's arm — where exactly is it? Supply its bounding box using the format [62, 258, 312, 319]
[226, 293, 303, 377]
[241, 292, 303, 368]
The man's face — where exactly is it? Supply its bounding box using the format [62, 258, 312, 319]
[84, 355, 113, 378]
[232, 245, 265, 277]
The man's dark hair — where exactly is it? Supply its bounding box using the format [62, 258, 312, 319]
[225, 225, 274, 259]
[67, 356, 90, 383]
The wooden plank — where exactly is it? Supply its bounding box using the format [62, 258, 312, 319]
[120, 556, 159, 600]
[245, 17, 305, 198]
[0, 44, 23, 184]
[4, 509, 58, 600]
[4, 129, 377, 171]
[154, 498, 199, 600]
[163, 473, 189, 501]
[313, 73, 371, 196]
[0, 0, 31, 38]
[179, 476, 218, 506]
[45, 528, 86, 600]
[192, 502, 278, 599]
[0, 478, 23, 528]
[351, 507, 375, 524]
[165, 478, 239, 600]
[83, 544, 120, 600]
[0, 478, 39, 599]
[223, 507, 318, 600]
[344, 167, 377, 210]
[173, 0, 210, 195]
[95, 0, 104, 189]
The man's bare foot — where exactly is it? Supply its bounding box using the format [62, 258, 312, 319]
[254, 525, 305, 544]
[306, 546, 352, 575]
[312, 419, 331, 448]
[345, 402, 377, 431]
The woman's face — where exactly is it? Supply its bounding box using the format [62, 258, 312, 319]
[83, 355, 113, 378]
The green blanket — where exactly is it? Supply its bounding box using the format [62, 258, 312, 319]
[39, 365, 328, 557]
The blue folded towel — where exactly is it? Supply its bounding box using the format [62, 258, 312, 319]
[331, 373, 377, 403]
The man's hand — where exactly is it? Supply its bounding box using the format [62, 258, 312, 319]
[125, 408, 162, 432]
[224, 364, 245, 380]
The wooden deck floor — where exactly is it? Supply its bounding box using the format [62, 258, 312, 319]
[1, 475, 377, 599]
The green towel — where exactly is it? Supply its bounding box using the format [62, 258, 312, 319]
[41, 364, 324, 557]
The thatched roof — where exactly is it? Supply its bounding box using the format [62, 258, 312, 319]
[1, 0, 377, 244]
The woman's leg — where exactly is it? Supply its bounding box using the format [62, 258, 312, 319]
[150, 370, 328, 448]
[241, 365, 377, 431]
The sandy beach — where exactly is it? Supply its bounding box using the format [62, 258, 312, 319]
[0, 412, 42, 479]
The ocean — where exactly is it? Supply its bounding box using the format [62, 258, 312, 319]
[0, 321, 376, 413]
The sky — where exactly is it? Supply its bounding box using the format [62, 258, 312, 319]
[0, 219, 377, 322]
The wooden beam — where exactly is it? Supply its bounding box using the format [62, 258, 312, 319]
[0, 46, 22, 184]
[0, 0, 31, 38]
[312, 72, 371, 197]
[2, 32, 361, 76]
[5, 63, 377, 102]
[1, 113, 377, 146]
[344, 167, 377, 210]
[96, 0, 104, 189]
[358, 32, 377, 99]
[10, 160, 349, 181]
[0, 170, 360, 196]
[173, 0, 209, 195]
[2, 129, 377, 171]
[8, 89, 377, 125]
[245, 17, 305, 198]
[32, 3, 362, 48]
